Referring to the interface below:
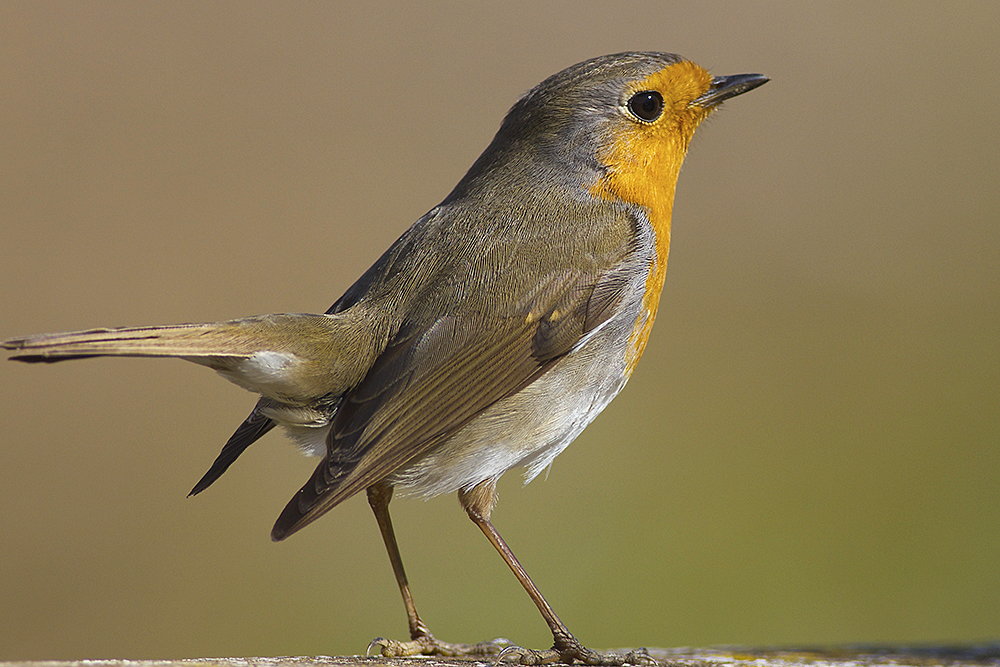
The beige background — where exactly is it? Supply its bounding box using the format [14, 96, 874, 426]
[2, 1, 998, 661]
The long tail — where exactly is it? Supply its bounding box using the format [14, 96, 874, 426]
[4, 321, 263, 362]
[3, 313, 366, 402]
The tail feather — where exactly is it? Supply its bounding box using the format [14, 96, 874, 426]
[189, 403, 277, 496]
[2, 323, 252, 362]
[3, 313, 371, 403]
[3, 313, 345, 361]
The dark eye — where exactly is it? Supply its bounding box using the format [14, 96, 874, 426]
[627, 90, 663, 122]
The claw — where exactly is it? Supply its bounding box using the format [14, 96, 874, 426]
[495, 644, 531, 665]
[620, 648, 658, 666]
[366, 637, 385, 657]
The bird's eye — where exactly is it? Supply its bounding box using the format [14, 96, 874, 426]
[627, 90, 663, 122]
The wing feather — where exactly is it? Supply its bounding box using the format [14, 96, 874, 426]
[271, 253, 644, 540]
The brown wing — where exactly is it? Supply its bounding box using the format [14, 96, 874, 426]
[270, 259, 643, 540]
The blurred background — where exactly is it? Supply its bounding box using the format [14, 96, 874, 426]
[1, 1, 997, 661]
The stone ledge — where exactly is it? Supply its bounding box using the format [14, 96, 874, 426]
[4, 645, 1000, 667]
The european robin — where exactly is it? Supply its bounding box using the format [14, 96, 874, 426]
[4, 52, 767, 664]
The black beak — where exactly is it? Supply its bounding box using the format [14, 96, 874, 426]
[693, 73, 769, 108]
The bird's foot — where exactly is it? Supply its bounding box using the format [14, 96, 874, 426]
[498, 638, 656, 665]
[369, 633, 513, 658]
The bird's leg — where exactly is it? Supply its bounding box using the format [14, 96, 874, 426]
[366, 481, 508, 658]
[459, 480, 654, 666]
[367, 481, 427, 640]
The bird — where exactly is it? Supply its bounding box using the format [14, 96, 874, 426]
[3, 52, 767, 665]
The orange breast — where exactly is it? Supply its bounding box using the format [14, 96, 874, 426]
[588, 60, 713, 376]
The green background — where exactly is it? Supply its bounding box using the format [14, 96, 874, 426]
[2, 1, 997, 660]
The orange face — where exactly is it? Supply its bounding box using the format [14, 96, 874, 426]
[589, 60, 717, 375]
